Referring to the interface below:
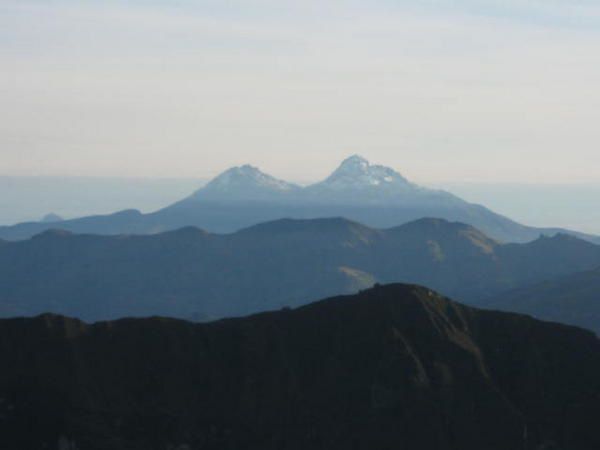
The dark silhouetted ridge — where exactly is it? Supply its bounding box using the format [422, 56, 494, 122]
[1, 283, 600, 449]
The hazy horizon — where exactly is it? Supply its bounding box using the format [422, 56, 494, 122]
[2, 1, 600, 183]
[3, 174, 600, 234]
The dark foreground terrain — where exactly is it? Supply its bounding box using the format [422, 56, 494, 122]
[1, 284, 600, 450]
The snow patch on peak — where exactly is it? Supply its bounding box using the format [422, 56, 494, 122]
[208, 165, 295, 191]
[197, 164, 299, 200]
[340, 154, 369, 168]
[319, 155, 409, 191]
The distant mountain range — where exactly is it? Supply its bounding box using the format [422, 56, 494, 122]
[2, 217, 599, 328]
[2, 284, 600, 450]
[485, 267, 600, 333]
[1, 155, 598, 244]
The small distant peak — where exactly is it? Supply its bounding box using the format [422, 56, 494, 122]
[40, 213, 63, 223]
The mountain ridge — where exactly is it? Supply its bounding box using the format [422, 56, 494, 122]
[181, 154, 466, 205]
[485, 266, 600, 333]
[2, 217, 600, 326]
[1, 283, 600, 449]
[1, 156, 598, 244]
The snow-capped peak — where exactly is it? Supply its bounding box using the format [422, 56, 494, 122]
[187, 155, 421, 205]
[319, 155, 409, 190]
[196, 164, 299, 200]
[339, 154, 370, 171]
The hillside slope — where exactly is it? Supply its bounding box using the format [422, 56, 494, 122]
[1, 218, 599, 323]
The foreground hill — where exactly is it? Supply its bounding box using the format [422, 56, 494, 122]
[485, 267, 600, 334]
[1, 156, 597, 244]
[1, 217, 600, 323]
[1, 284, 599, 450]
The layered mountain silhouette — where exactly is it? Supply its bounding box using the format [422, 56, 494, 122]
[485, 267, 600, 334]
[1, 217, 599, 325]
[1, 155, 597, 244]
[1, 284, 600, 450]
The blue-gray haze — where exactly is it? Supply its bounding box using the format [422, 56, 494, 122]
[2, 176, 600, 234]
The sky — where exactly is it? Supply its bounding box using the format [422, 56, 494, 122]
[1, 0, 600, 183]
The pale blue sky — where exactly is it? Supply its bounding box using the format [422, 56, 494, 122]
[1, 0, 599, 182]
